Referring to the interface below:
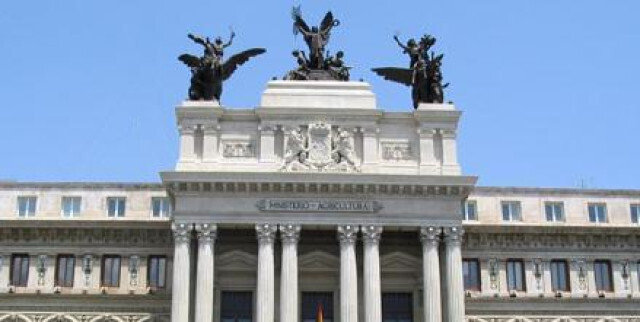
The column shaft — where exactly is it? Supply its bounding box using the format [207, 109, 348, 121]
[420, 227, 442, 322]
[171, 223, 192, 322]
[444, 226, 465, 321]
[256, 224, 278, 322]
[362, 225, 383, 322]
[279, 224, 301, 322]
[195, 224, 217, 322]
[338, 225, 359, 322]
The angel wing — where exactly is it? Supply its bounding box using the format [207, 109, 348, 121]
[294, 13, 311, 34]
[320, 11, 335, 32]
[178, 54, 201, 68]
[222, 48, 266, 80]
[371, 67, 413, 86]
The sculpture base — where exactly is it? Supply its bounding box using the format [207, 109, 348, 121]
[306, 69, 339, 81]
[260, 80, 377, 109]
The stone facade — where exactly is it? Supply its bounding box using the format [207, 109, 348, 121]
[0, 81, 638, 321]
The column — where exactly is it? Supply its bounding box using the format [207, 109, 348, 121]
[362, 225, 383, 322]
[171, 223, 193, 322]
[337, 225, 359, 322]
[279, 224, 301, 322]
[420, 227, 442, 322]
[256, 224, 278, 322]
[443, 226, 465, 321]
[179, 124, 197, 163]
[195, 223, 217, 322]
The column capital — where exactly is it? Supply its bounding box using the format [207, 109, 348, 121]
[195, 223, 218, 244]
[361, 225, 383, 245]
[172, 223, 193, 244]
[256, 223, 278, 244]
[178, 124, 197, 134]
[337, 225, 359, 245]
[440, 128, 457, 139]
[417, 127, 436, 137]
[420, 226, 442, 246]
[279, 224, 301, 244]
[443, 226, 464, 246]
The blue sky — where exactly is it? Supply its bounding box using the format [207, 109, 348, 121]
[0, 1, 638, 189]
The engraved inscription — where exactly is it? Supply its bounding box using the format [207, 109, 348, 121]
[257, 199, 382, 213]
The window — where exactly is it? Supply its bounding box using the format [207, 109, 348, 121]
[302, 292, 334, 322]
[506, 259, 526, 292]
[463, 259, 481, 291]
[588, 203, 607, 223]
[631, 204, 640, 224]
[463, 200, 477, 221]
[101, 255, 121, 287]
[545, 202, 564, 222]
[550, 260, 570, 292]
[148, 256, 167, 289]
[10, 254, 29, 286]
[61, 197, 81, 218]
[17, 196, 37, 217]
[220, 291, 253, 322]
[55, 255, 75, 287]
[502, 201, 522, 222]
[594, 260, 613, 292]
[107, 197, 126, 218]
[382, 292, 413, 322]
[151, 197, 171, 218]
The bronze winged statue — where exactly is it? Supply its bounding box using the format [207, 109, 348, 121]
[178, 33, 265, 101]
[293, 10, 339, 69]
[372, 34, 448, 109]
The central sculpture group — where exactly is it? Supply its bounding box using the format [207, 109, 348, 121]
[178, 8, 448, 109]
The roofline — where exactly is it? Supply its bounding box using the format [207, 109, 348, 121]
[473, 186, 640, 197]
[0, 182, 165, 190]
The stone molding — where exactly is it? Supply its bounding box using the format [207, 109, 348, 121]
[337, 225, 359, 245]
[255, 223, 278, 244]
[467, 316, 640, 322]
[279, 224, 301, 244]
[0, 312, 169, 321]
[0, 227, 172, 248]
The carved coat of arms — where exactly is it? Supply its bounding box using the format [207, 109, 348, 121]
[281, 122, 359, 172]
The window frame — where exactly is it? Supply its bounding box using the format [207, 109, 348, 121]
[10, 254, 30, 287]
[463, 200, 477, 221]
[147, 255, 167, 289]
[17, 196, 37, 217]
[588, 203, 608, 223]
[106, 197, 126, 218]
[594, 260, 613, 292]
[550, 259, 570, 292]
[151, 197, 172, 218]
[462, 258, 481, 292]
[101, 255, 121, 287]
[545, 202, 565, 222]
[630, 204, 640, 224]
[501, 201, 522, 222]
[55, 254, 75, 287]
[506, 259, 526, 292]
[61, 196, 82, 218]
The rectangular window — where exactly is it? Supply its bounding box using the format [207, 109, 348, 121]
[220, 291, 253, 322]
[594, 260, 613, 292]
[463, 259, 481, 291]
[545, 202, 565, 222]
[61, 196, 81, 218]
[10, 254, 29, 287]
[588, 203, 607, 223]
[107, 197, 126, 218]
[506, 259, 526, 292]
[550, 260, 570, 292]
[302, 292, 334, 322]
[148, 256, 167, 289]
[631, 204, 640, 224]
[55, 255, 75, 287]
[463, 200, 477, 221]
[151, 197, 171, 218]
[502, 201, 522, 222]
[382, 292, 413, 322]
[101, 255, 121, 287]
[17, 196, 37, 217]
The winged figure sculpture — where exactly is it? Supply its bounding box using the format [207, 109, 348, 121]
[178, 33, 265, 101]
[293, 10, 339, 69]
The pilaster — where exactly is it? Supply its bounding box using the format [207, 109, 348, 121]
[440, 129, 460, 175]
[259, 125, 277, 163]
[178, 124, 197, 163]
[202, 124, 220, 163]
[417, 127, 437, 174]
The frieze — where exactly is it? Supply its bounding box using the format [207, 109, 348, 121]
[0, 227, 172, 248]
[464, 232, 640, 252]
[256, 199, 382, 213]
